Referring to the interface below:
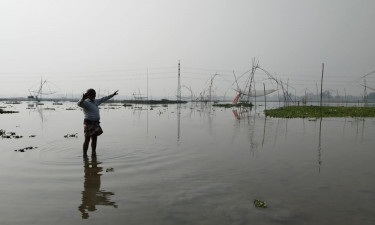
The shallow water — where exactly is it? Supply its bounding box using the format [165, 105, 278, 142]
[0, 101, 374, 225]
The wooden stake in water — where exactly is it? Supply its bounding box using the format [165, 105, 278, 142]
[263, 83, 266, 110]
[320, 63, 324, 108]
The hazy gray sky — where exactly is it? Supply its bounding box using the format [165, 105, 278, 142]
[1, 0, 374, 99]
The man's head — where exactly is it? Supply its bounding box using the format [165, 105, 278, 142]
[86, 88, 96, 100]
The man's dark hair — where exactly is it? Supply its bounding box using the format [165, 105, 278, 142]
[86, 88, 96, 94]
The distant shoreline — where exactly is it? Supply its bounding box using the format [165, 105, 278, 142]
[1, 97, 374, 104]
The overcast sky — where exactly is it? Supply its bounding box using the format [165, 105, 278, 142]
[1, 0, 374, 99]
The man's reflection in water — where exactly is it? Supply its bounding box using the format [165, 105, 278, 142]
[78, 156, 117, 219]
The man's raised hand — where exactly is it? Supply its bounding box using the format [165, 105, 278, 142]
[82, 92, 90, 100]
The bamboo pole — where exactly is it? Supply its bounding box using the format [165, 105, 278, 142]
[277, 82, 280, 107]
[364, 78, 368, 106]
[320, 63, 324, 108]
[263, 83, 266, 110]
[254, 78, 257, 108]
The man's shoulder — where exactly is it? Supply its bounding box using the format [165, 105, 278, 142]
[81, 99, 95, 106]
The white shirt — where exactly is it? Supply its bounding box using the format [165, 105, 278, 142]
[77, 95, 114, 121]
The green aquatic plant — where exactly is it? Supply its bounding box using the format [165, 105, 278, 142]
[1, 130, 23, 139]
[213, 103, 254, 108]
[64, 133, 78, 138]
[0, 108, 19, 114]
[14, 146, 38, 152]
[264, 106, 375, 118]
[106, 167, 114, 172]
[253, 199, 267, 208]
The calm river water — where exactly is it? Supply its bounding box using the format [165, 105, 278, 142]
[0, 101, 374, 225]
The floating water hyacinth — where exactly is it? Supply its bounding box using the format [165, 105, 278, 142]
[253, 199, 267, 208]
[106, 168, 114, 172]
[264, 106, 375, 118]
[14, 146, 38, 152]
[1, 130, 23, 139]
[64, 133, 78, 138]
[0, 108, 19, 114]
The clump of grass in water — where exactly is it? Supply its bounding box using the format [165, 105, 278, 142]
[264, 106, 375, 118]
[14, 146, 38, 152]
[213, 103, 254, 108]
[1, 130, 23, 139]
[64, 133, 78, 138]
[0, 108, 19, 114]
[106, 168, 114, 172]
[253, 199, 267, 208]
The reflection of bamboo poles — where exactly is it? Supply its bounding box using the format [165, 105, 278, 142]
[318, 117, 322, 173]
[318, 64, 324, 172]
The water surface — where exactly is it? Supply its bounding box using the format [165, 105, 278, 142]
[0, 101, 374, 225]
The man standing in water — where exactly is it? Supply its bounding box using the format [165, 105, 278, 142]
[78, 89, 118, 156]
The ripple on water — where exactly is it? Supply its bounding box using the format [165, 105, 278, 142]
[12, 136, 198, 179]
[35, 139, 84, 166]
[98, 141, 202, 176]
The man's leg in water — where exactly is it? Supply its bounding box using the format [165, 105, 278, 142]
[83, 136, 91, 156]
[91, 135, 97, 155]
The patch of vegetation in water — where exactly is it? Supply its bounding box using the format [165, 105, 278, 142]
[14, 146, 38, 152]
[1, 130, 23, 139]
[213, 103, 254, 108]
[64, 133, 78, 138]
[253, 199, 267, 208]
[0, 108, 19, 114]
[264, 106, 375, 118]
[106, 167, 114, 172]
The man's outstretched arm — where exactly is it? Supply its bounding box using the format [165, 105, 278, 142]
[97, 90, 119, 105]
